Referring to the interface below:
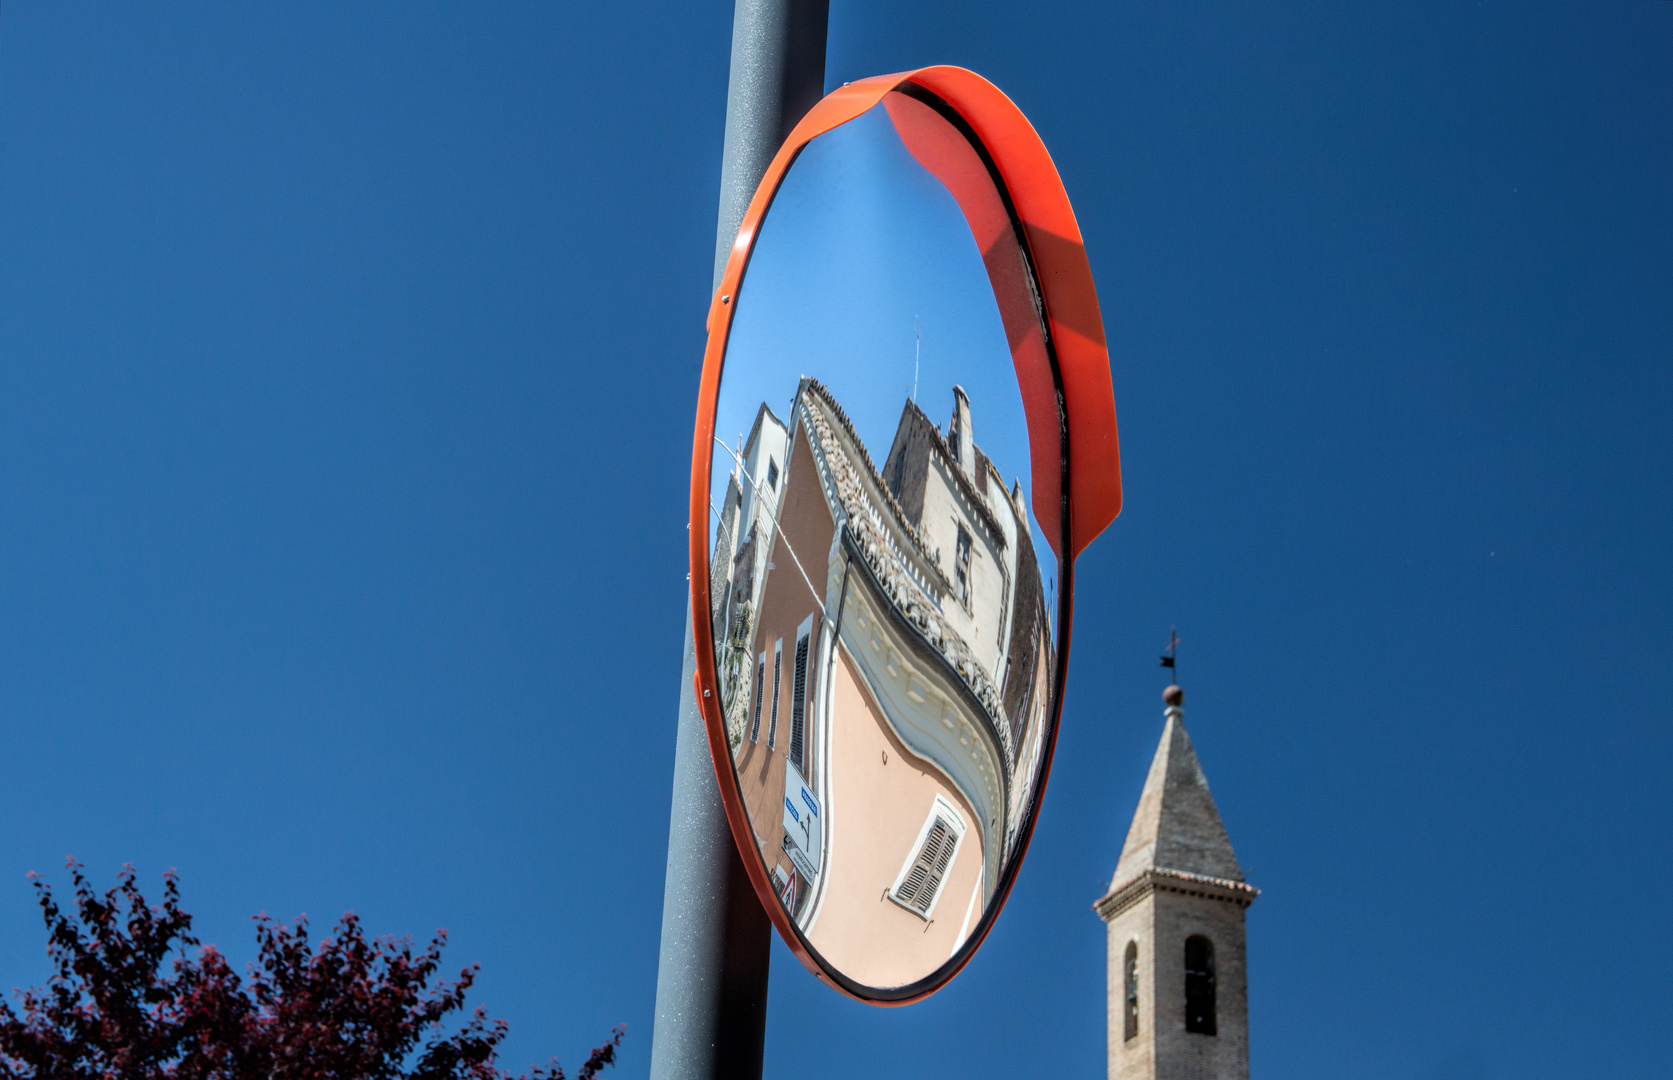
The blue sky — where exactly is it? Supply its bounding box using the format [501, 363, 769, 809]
[0, 4, 1669, 1079]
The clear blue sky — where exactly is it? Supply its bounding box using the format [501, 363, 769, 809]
[0, 4, 1668, 1079]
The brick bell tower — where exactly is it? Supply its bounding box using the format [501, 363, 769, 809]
[1094, 682, 1258, 1080]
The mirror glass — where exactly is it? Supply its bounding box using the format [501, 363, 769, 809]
[705, 92, 1061, 993]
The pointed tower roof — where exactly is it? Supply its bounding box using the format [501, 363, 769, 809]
[1109, 687, 1246, 891]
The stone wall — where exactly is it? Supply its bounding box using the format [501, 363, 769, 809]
[1105, 883, 1250, 1080]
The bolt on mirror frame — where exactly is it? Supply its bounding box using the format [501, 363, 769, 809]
[688, 66, 1122, 1005]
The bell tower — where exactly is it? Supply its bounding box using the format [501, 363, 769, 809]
[1094, 683, 1257, 1080]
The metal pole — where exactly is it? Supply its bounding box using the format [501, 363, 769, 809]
[649, 3, 828, 1079]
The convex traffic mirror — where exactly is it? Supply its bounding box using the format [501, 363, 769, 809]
[689, 67, 1122, 1003]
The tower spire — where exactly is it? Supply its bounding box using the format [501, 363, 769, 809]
[1108, 681, 1244, 888]
[1095, 654, 1257, 1080]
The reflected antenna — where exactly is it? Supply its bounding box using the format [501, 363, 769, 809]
[912, 315, 920, 404]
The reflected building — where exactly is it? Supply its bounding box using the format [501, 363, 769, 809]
[711, 403, 790, 753]
[712, 378, 1054, 988]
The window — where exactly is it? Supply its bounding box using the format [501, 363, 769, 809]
[954, 525, 972, 607]
[1124, 940, 1139, 1041]
[766, 457, 779, 491]
[748, 653, 767, 743]
[1184, 935, 1216, 1036]
[888, 797, 966, 919]
[788, 622, 812, 773]
[765, 640, 783, 750]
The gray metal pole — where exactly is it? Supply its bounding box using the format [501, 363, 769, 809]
[649, 3, 828, 1079]
[708, 0, 832, 290]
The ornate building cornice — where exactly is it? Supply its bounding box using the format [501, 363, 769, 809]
[796, 382, 1014, 756]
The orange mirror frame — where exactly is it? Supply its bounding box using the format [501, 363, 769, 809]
[688, 66, 1122, 1003]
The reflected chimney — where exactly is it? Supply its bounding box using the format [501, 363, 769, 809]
[950, 385, 974, 479]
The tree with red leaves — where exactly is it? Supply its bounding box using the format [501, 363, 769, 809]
[0, 862, 621, 1080]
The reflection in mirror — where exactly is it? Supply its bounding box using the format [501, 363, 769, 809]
[706, 92, 1060, 992]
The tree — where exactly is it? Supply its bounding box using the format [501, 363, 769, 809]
[0, 862, 621, 1080]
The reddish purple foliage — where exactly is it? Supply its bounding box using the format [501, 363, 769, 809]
[0, 862, 622, 1080]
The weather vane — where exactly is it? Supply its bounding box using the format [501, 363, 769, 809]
[1159, 626, 1179, 680]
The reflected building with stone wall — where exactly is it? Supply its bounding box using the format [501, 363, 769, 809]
[710, 378, 1053, 987]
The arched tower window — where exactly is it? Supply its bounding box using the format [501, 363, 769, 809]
[1123, 940, 1139, 1041]
[1184, 935, 1217, 1036]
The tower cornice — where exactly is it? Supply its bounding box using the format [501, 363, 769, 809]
[1093, 866, 1259, 922]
